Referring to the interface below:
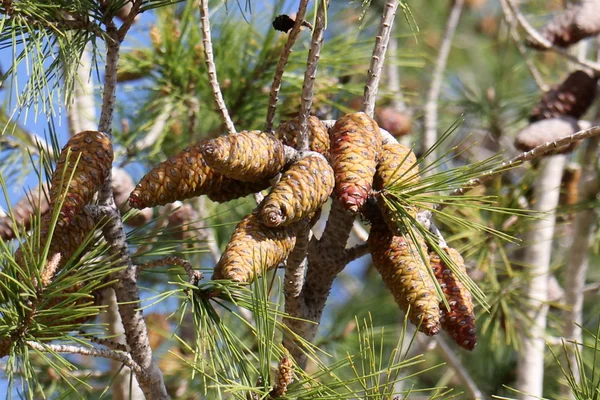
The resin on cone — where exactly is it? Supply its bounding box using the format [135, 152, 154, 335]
[129, 143, 270, 209]
[368, 223, 441, 336]
[200, 131, 286, 183]
[212, 212, 297, 283]
[275, 116, 330, 158]
[50, 131, 113, 222]
[374, 142, 419, 234]
[330, 112, 382, 213]
[430, 247, 477, 350]
[260, 153, 334, 227]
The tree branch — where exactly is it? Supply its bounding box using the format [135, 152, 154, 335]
[199, 0, 236, 134]
[444, 124, 600, 207]
[26, 341, 143, 376]
[504, 0, 600, 73]
[434, 336, 484, 400]
[423, 0, 463, 165]
[297, 0, 330, 151]
[362, 0, 399, 117]
[265, 0, 310, 132]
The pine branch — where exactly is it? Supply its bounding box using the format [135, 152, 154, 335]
[199, 0, 236, 135]
[362, 0, 399, 118]
[344, 242, 369, 264]
[26, 341, 143, 376]
[444, 124, 600, 208]
[504, 0, 600, 73]
[265, 0, 310, 132]
[423, 0, 463, 166]
[297, 0, 330, 151]
[498, 0, 549, 92]
[137, 255, 202, 284]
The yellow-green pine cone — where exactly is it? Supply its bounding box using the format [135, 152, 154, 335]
[374, 142, 419, 234]
[200, 130, 286, 183]
[430, 248, 477, 350]
[128, 143, 271, 209]
[212, 212, 297, 283]
[368, 224, 441, 335]
[260, 153, 334, 227]
[330, 112, 383, 213]
[275, 116, 330, 159]
[50, 131, 113, 222]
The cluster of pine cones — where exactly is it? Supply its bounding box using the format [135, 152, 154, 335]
[128, 112, 477, 350]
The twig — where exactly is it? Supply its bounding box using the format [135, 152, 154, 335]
[344, 243, 369, 264]
[504, 0, 600, 73]
[297, 0, 330, 151]
[434, 336, 484, 400]
[84, 333, 128, 352]
[199, 0, 236, 135]
[116, 0, 142, 41]
[362, 0, 399, 118]
[499, 0, 549, 91]
[423, 0, 463, 165]
[265, 0, 310, 132]
[26, 341, 143, 376]
[444, 124, 600, 207]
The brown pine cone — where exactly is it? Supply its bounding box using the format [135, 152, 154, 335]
[0, 184, 50, 241]
[275, 116, 330, 158]
[260, 153, 334, 227]
[50, 131, 113, 222]
[530, 70, 598, 122]
[200, 131, 286, 183]
[430, 248, 477, 350]
[212, 212, 298, 283]
[514, 117, 580, 154]
[330, 112, 383, 213]
[368, 223, 441, 336]
[129, 143, 271, 209]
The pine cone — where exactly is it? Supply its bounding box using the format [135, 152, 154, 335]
[430, 248, 477, 350]
[0, 184, 50, 241]
[526, 1, 600, 49]
[129, 143, 271, 209]
[260, 154, 334, 227]
[50, 131, 113, 222]
[514, 117, 580, 154]
[368, 224, 441, 335]
[200, 131, 286, 183]
[275, 116, 330, 158]
[212, 212, 297, 283]
[530, 70, 598, 122]
[330, 112, 383, 213]
[270, 356, 294, 398]
[373, 142, 419, 234]
[374, 107, 412, 137]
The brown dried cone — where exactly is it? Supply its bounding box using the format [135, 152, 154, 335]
[514, 117, 581, 154]
[368, 222, 441, 336]
[429, 248, 477, 350]
[275, 116, 330, 158]
[50, 131, 113, 222]
[529, 70, 598, 123]
[128, 143, 271, 209]
[525, 0, 600, 50]
[559, 163, 582, 213]
[269, 356, 294, 399]
[0, 184, 50, 241]
[330, 112, 383, 213]
[200, 131, 287, 183]
[260, 153, 334, 227]
[374, 107, 412, 137]
[374, 142, 419, 234]
[212, 212, 297, 283]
